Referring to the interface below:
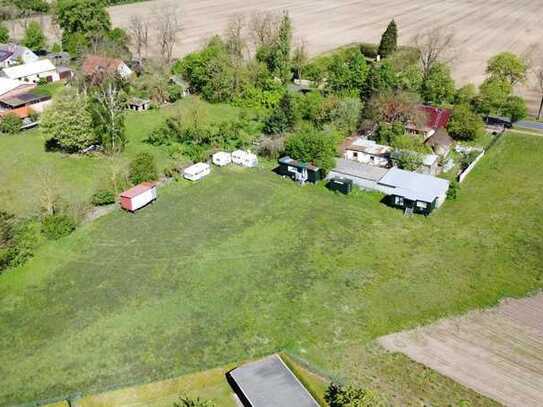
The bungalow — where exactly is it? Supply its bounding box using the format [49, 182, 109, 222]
[327, 158, 388, 190]
[406, 105, 451, 140]
[0, 44, 38, 68]
[341, 136, 391, 167]
[227, 355, 319, 407]
[0, 77, 36, 99]
[1, 59, 59, 83]
[82, 54, 133, 80]
[378, 167, 449, 215]
[277, 156, 323, 184]
[424, 128, 455, 157]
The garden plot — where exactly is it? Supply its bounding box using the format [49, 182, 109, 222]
[379, 293, 543, 407]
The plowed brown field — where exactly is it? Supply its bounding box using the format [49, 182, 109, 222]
[379, 293, 543, 407]
[7, 0, 543, 107]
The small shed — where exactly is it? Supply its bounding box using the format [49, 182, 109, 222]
[226, 355, 319, 407]
[128, 98, 151, 112]
[120, 182, 157, 212]
[232, 150, 258, 168]
[326, 177, 353, 194]
[183, 162, 210, 181]
[212, 151, 232, 166]
[277, 156, 322, 184]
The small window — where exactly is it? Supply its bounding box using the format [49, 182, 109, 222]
[416, 201, 427, 209]
[395, 196, 404, 205]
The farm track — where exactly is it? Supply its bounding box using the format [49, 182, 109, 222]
[379, 293, 543, 407]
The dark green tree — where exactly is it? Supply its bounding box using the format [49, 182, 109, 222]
[378, 19, 398, 58]
[264, 92, 298, 134]
[420, 62, 455, 104]
[55, 0, 111, 52]
[326, 48, 369, 97]
[129, 152, 158, 185]
[502, 95, 528, 122]
[362, 61, 398, 99]
[486, 52, 527, 86]
[284, 126, 337, 171]
[22, 21, 47, 52]
[447, 104, 485, 141]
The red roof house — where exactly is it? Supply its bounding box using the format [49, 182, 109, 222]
[81, 55, 133, 80]
[406, 105, 451, 139]
[120, 182, 157, 212]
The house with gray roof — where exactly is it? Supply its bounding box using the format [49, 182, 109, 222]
[328, 159, 449, 215]
[227, 354, 319, 407]
[377, 167, 449, 215]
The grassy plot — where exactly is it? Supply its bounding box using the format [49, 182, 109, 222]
[0, 134, 542, 405]
[0, 97, 243, 216]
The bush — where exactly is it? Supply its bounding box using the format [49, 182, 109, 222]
[325, 383, 386, 407]
[359, 42, 378, 59]
[447, 180, 459, 200]
[41, 214, 76, 240]
[0, 113, 22, 135]
[173, 395, 216, 407]
[285, 126, 338, 171]
[0, 218, 43, 272]
[129, 152, 158, 185]
[91, 190, 115, 206]
[391, 150, 423, 171]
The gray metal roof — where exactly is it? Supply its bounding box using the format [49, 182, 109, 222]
[378, 167, 449, 203]
[228, 355, 319, 407]
[332, 158, 388, 181]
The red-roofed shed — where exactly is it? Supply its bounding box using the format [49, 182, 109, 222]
[406, 105, 451, 139]
[120, 182, 157, 212]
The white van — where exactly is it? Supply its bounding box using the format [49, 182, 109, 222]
[183, 162, 211, 181]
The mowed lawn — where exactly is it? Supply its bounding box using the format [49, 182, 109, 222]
[1, 134, 542, 405]
[0, 97, 242, 216]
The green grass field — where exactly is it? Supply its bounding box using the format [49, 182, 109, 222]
[1, 133, 542, 405]
[0, 97, 243, 216]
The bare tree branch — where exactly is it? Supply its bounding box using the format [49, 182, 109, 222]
[129, 15, 149, 60]
[414, 26, 456, 79]
[155, 6, 182, 63]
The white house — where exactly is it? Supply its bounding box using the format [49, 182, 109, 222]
[183, 162, 210, 181]
[342, 136, 391, 167]
[0, 44, 38, 68]
[232, 150, 258, 167]
[212, 151, 232, 167]
[1, 59, 59, 83]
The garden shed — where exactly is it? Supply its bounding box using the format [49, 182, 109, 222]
[232, 150, 258, 167]
[277, 156, 323, 184]
[227, 354, 319, 407]
[120, 182, 157, 212]
[326, 177, 353, 194]
[212, 151, 232, 166]
[128, 98, 150, 112]
[183, 162, 210, 181]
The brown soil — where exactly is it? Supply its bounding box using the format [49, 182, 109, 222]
[379, 293, 543, 407]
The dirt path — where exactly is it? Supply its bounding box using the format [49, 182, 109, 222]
[379, 293, 543, 407]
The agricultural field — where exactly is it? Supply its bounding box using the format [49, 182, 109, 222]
[1, 132, 542, 405]
[0, 97, 243, 216]
[379, 293, 543, 407]
[8, 0, 543, 110]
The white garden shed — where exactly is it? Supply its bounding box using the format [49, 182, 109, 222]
[212, 151, 232, 167]
[183, 162, 210, 181]
[232, 150, 258, 168]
